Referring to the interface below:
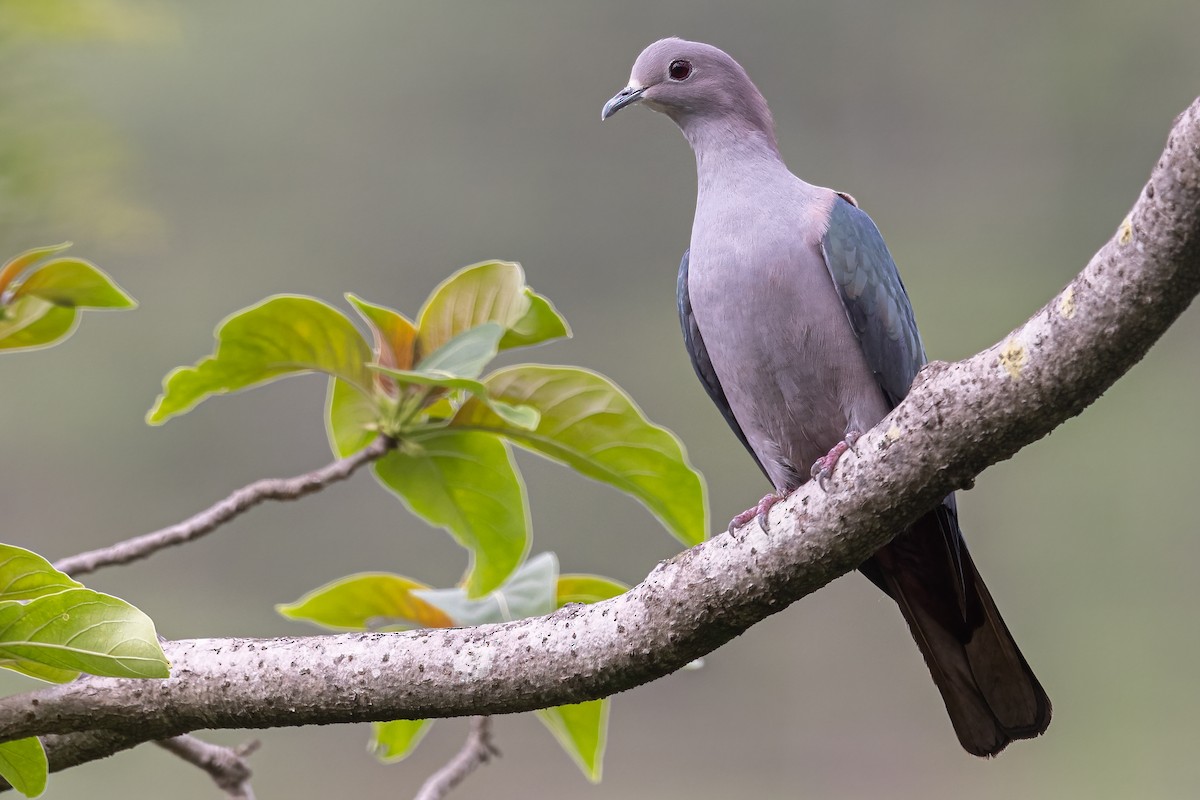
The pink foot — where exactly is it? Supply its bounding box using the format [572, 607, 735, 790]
[810, 430, 861, 491]
[728, 492, 783, 534]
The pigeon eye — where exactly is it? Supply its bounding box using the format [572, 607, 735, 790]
[668, 60, 692, 81]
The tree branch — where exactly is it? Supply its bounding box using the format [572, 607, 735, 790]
[155, 734, 259, 799]
[413, 717, 497, 800]
[1, 97, 1195, 773]
[52, 436, 395, 577]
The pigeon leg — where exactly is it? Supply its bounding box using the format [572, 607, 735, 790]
[728, 492, 783, 534]
[810, 430, 861, 491]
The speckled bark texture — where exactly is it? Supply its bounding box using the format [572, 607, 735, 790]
[2, 97, 1198, 781]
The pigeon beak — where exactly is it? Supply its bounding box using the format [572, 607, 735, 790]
[602, 85, 645, 120]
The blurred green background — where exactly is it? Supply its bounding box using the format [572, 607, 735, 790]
[3, 2, 1199, 798]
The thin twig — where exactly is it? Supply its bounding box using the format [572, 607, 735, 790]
[414, 717, 498, 800]
[53, 436, 394, 577]
[155, 734, 260, 799]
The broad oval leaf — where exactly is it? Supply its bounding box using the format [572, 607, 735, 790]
[0, 588, 169, 680]
[346, 293, 416, 371]
[556, 574, 628, 608]
[277, 573, 452, 631]
[0, 297, 78, 352]
[415, 552, 557, 627]
[325, 377, 380, 458]
[12, 258, 136, 309]
[147, 295, 373, 425]
[370, 719, 434, 763]
[536, 699, 609, 783]
[375, 430, 529, 597]
[416, 262, 568, 360]
[0, 737, 47, 798]
[453, 365, 709, 547]
[0, 544, 83, 601]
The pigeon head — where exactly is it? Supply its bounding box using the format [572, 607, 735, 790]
[602, 38, 777, 150]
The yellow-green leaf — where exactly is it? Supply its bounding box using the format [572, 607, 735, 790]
[499, 289, 571, 350]
[277, 573, 452, 631]
[0, 297, 77, 352]
[12, 258, 135, 308]
[0, 589, 169, 680]
[453, 365, 708, 547]
[370, 719, 434, 763]
[536, 699, 609, 783]
[147, 295, 373, 425]
[325, 377, 379, 458]
[0, 737, 47, 798]
[375, 430, 529, 597]
[0, 544, 83, 601]
[415, 262, 568, 360]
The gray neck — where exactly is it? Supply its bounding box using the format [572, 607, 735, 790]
[679, 114, 790, 194]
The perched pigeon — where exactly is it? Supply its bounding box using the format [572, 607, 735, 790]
[603, 38, 1050, 757]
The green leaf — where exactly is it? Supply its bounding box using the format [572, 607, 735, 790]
[277, 573, 452, 631]
[415, 552, 557, 626]
[453, 365, 709, 547]
[0, 737, 47, 798]
[1, 658, 79, 685]
[325, 377, 379, 458]
[0, 544, 83, 601]
[375, 430, 528, 597]
[0, 243, 72, 297]
[0, 588, 169, 680]
[556, 574, 629, 607]
[499, 289, 571, 350]
[0, 297, 78, 352]
[415, 262, 568, 360]
[415, 322, 503, 379]
[536, 699, 609, 783]
[346, 293, 417, 370]
[147, 295, 373, 425]
[370, 719, 434, 763]
[12, 258, 136, 309]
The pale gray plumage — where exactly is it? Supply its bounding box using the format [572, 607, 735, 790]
[605, 38, 1050, 757]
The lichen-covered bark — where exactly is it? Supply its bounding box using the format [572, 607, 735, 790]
[2, 97, 1197, 778]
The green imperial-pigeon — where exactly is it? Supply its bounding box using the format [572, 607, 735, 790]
[603, 37, 1051, 757]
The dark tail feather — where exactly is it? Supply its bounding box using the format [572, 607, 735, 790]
[862, 503, 1052, 757]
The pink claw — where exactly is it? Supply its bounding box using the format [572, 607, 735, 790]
[728, 492, 783, 534]
[810, 430, 861, 491]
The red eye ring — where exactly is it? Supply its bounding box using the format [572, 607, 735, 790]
[668, 60, 692, 81]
